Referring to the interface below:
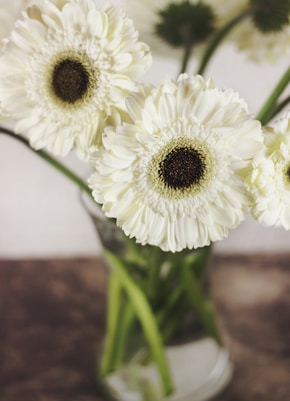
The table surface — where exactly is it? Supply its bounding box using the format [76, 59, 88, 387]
[0, 254, 289, 401]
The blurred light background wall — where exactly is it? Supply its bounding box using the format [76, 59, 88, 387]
[0, 0, 290, 258]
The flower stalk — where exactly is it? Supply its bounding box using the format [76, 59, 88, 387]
[96, 242, 224, 398]
[104, 251, 175, 396]
[256, 65, 290, 124]
[197, 10, 251, 75]
[180, 41, 193, 74]
[0, 126, 92, 199]
[264, 94, 290, 123]
[182, 262, 222, 345]
[99, 272, 124, 376]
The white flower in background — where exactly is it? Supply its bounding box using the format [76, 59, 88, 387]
[89, 74, 263, 252]
[217, 0, 290, 63]
[0, 0, 152, 158]
[248, 113, 290, 229]
[233, 24, 290, 62]
[123, 0, 218, 63]
[228, 0, 290, 62]
[123, 0, 251, 64]
[124, 0, 290, 64]
[213, 0, 248, 26]
[0, 0, 28, 121]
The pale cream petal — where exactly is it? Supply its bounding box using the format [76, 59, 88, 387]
[0, 0, 151, 157]
[90, 74, 262, 252]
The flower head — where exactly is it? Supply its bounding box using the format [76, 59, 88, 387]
[0, 0, 152, 158]
[251, 0, 290, 33]
[89, 74, 263, 252]
[155, 1, 215, 47]
[226, 0, 290, 62]
[124, 0, 218, 61]
[248, 112, 290, 229]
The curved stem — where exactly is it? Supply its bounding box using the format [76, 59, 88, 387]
[105, 251, 174, 396]
[197, 10, 250, 75]
[256, 67, 290, 124]
[180, 42, 192, 75]
[110, 302, 136, 370]
[264, 94, 290, 124]
[0, 126, 92, 198]
[182, 263, 222, 345]
[99, 273, 124, 376]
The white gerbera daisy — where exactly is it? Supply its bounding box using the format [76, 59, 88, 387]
[248, 112, 290, 228]
[89, 74, 263, 252]
[217, 0, 290, 63]
[0, 0, 152, 158]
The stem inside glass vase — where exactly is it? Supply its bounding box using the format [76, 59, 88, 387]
[81, 192, 233, 401]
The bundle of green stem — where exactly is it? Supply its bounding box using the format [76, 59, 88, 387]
[98, 233, 219, 396]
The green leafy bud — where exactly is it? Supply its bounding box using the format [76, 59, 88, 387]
[155, 1, 216, 47]
[251, 0, 290, 33]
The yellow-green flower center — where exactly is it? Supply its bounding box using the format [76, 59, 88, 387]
[148, 137, 215, 199]
[47, 51, 97, 107]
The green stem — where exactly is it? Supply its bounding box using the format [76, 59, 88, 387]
[197, 10, 250, 75]
[0, 126, 92, 198]
[182, 263, 222, 345]
[105, 251, 174, 396]
[161, 309, 187, 343]
[99, 273, 124, 376]
[111, 302, 136, 369]
[177, 246, 212, 282]
[266, 94, 290, 123]
[148, 247, 163, 300]
[156, 286, 184, 327]
[256, 67, 290, 124]
[180, 41, 192, 75]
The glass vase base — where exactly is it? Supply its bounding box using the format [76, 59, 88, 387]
[104, 338, 233, 401]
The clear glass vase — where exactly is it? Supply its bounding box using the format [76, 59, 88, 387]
[82, 193, 233, 401]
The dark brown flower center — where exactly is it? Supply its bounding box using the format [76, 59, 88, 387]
[52, 59, 90, 104]
[159, 146, 205, 190]
[148, 137, 214, 200]
[286, 164, 290, 181]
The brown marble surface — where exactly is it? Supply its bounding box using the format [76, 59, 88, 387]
[0, 254, 289, 401]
